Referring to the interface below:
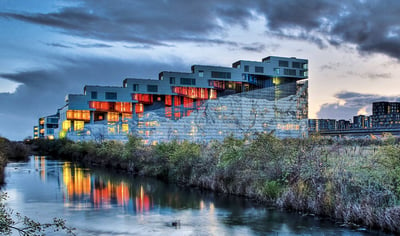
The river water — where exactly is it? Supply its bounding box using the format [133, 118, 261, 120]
[2, 156, 390, 235]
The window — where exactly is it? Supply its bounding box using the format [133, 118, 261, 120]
[292, 62, 301, 68]
[211, 71, 231, 79]
[274, 68, 280, 74]
[133, 84, 139, 91]
[91, 91, 97, 99]
[180, 78, 196, 85]
[147, 85, 158, 92]
[255, 66, 264, 73]
[279, 60, 289, 67]
[170, 77, 175, 84]
[199, 71, 204, 77]
[105, 92, 117, 100]
[244, 65, 249, 72]
[284, 69, 297, 76]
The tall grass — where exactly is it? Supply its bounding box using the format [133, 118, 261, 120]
[29, 134, 400, 233]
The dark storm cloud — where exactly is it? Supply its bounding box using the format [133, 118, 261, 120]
[241, 43, 266, 52]
[2, 0, 400, 59]
[0, 56, 188, 140]
[317, 91, 400, 119]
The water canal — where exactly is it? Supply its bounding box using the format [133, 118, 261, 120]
[2, 157, 390, 235]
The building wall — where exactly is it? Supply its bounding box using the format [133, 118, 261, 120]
[131, 81, 308, 144]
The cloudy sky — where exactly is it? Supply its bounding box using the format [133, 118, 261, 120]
[1, 0, 400, 140]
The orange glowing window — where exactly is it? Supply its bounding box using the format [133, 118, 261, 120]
[115, 102, 132, 113]
[66, 110, 90, 121]
[135, 103, 144, 113]
[132, 94, 153, 104]
[107, 112, 119, 122]
[89, 101, 111, 111]
[39, 119, 45, 125]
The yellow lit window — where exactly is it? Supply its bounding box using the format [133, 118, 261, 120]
[62, 120, 71, 131]
[107, 112, 119, 122]
[74, 120, 84, 131]
[122, 124, 129, 133]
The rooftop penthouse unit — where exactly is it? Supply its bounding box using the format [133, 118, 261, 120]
[36, 56, 308, 142]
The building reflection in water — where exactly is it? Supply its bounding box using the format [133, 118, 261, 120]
[60, 162, 151, 212]
[34, 156, 47, 182]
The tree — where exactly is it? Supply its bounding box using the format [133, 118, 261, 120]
[0, 192, 75, 236]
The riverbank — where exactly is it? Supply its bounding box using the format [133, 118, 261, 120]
[0, 137, 30, 185]
[29, 134, 400, 233]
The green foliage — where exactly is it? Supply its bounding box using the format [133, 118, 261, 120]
[261, 180, 283, 200]
[168, 141, 201, 182]
[377, 144, 400, 196]
[218, 135, 245, 167]
[0, 192, 75, 235]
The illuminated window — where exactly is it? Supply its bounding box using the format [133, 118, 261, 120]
[107, 112, 119, 122]
[74, 120, 84, 131]
[122, 124, 129, 133]
[135, 103, 144, 113]
[209, 89, 217, 99]
[66, 110, 90, 121]
[62, 120, 71, 130]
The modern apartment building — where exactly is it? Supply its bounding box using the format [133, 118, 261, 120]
[308, 101, 400, 134]
[37, 114, 59, 139]
[371, 101, 400, 128]
[35, 56, 309, 143]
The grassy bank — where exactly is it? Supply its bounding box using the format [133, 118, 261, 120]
[30, 134, 400, 233]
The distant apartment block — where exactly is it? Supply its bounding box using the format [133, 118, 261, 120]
[37, 114, 59, 139]
[34, 56, 309, 142]
[309, 101, 400, 134]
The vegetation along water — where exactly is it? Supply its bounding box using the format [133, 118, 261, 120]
[22, 133, 400, 234]
[1, 134, 400, 234]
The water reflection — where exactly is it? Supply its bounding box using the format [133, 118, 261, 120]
[3, 156, 391, 235]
